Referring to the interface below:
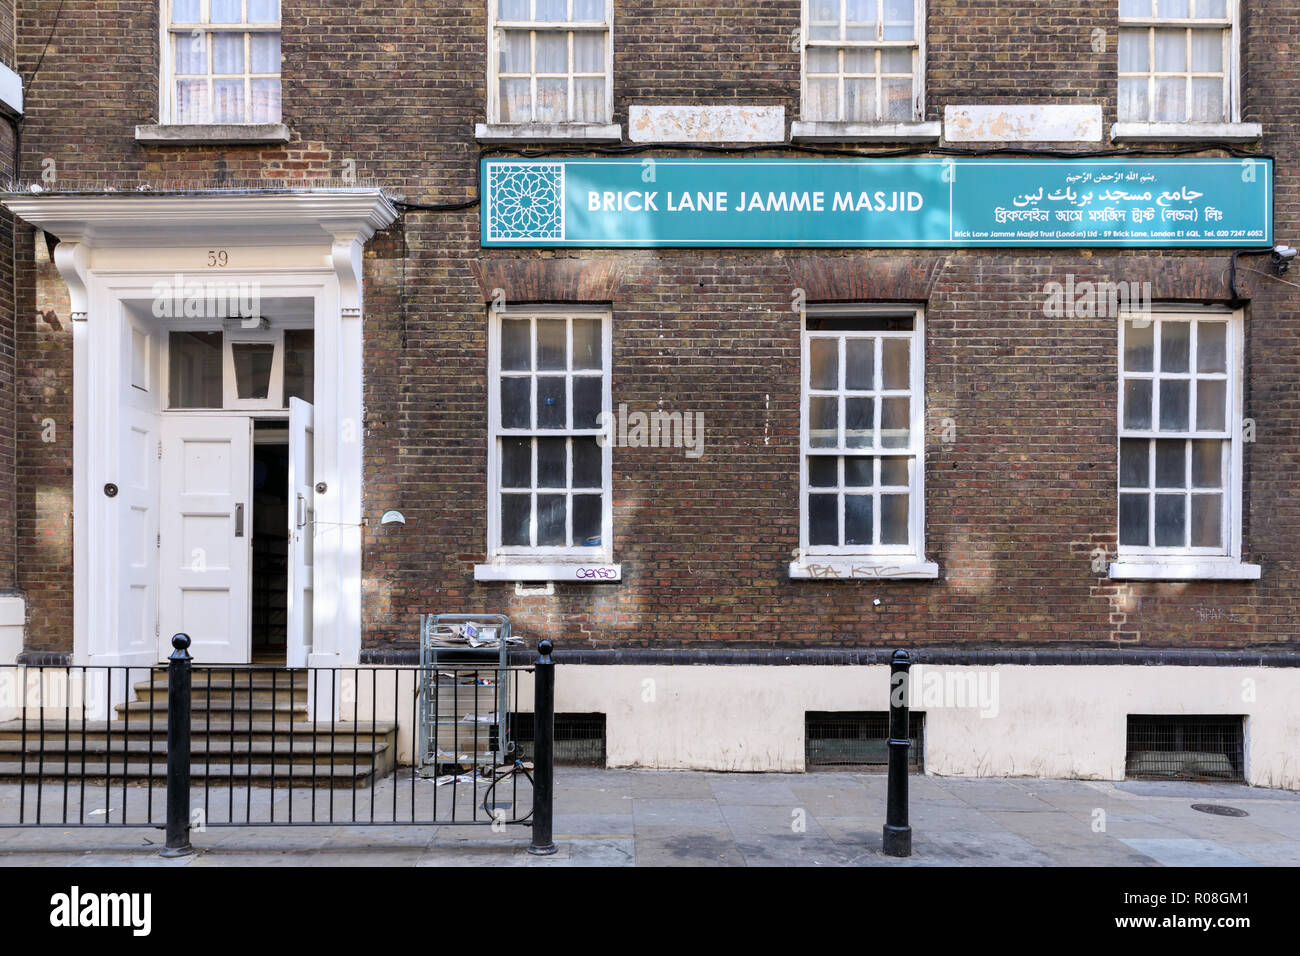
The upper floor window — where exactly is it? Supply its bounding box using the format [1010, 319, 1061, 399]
[489, 0, 612, 125]
[800, 308, 926, 560]
[164, 0, 282, 125]
[1118, 0, 1235, 124]
[802, 0, 924, 124]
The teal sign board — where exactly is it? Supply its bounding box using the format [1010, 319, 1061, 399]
[481, 157, 1272, 248]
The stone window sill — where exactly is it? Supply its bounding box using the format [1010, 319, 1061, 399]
[789, 121, 941, 143]
[474, 561, 622, 583]
[136, 123, 292, 146]
[1109, 560, 1261, 581]
[789, 558, 939, 580]
[475, 122, 622, 144]
[1110, 122, 1262, 144]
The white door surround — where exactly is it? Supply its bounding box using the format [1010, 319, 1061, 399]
[2, 191, 398, 671]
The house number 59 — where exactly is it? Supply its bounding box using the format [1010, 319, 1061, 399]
[207, 249, 229, 267]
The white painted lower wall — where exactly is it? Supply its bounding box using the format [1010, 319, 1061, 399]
[0, 596, 23, 667]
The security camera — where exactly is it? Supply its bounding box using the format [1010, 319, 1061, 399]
[1272, 244, 1297, 275]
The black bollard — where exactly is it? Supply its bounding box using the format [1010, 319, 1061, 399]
[882, 648, 912, 858]
[527, 639, 557, 856]
[160, 633, 194, 858]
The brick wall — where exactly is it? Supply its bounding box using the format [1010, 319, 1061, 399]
[9, 2, 1300, 653]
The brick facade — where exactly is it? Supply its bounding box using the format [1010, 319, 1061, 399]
[6, 2, 1299, 654]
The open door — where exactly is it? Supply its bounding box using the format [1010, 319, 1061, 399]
[159, 416, 253, 664]
[286, 397, 315, 668]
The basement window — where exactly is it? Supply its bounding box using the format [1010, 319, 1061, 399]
[510, 712, 606, 767]
[805, 710, 924, 771]
[1125, 714, 1245, 781]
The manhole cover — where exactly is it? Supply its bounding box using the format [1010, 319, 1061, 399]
[1191, 804, 1249, 817]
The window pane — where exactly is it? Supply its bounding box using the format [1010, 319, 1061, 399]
[176, 79, 209, 124]
[846, 457, 874, 486]
[806, 77, 837, 121]
[1153, 29, 1187, 71]
[535, 0, 567, 20]
[248, 0, 280, 24]
[535, 77, 567, 122]
[844, 495, 873, 547]
[1196, 379, 1226, 431]
[501, 377, 531, 428]
[535, 32, 568, 73]
[1155, 439, 1186, 488]
[1118, 29, 1149, 72]
[882, 338, 910, 390]
[1119, 0, 1152, 16]
[499, 78, 531, 122]
[1158, 379, 1189, 431]
[1189, 30, 1223, 70]
[1153, 77, 1187, 122]
[879, 457, 908, 486]
[1119, 493, 1149, 546]
[882, 78, 913, 121]
[1157, 0, 1190, 17]
[176, 33, 207, 74]
[574, 33, 604, 72]
[173, 0, 201, 22]
[1196, 0, 1227, 17]
[574, 77, 605, 122]
[211, 0, 241, 23]
[282, 328, 314, 405]
[881, 49, 912, 74]
[808, 494, 838, 546]
[1191, 439, 1222, 488]
[536, 494, 566, 546]
[501, 495, 531, 546]
[880, 397, 910, 448]
[250, 32, 280, 74]
[1125, 320, 1154, 371]
[809, 457, 838, 487]
[537, 319, 566, 370]
[572, 437, 601, 487]
[883, 0, 915, 40]
[810, 338, 838, 390]
[499, 0, 529, 18]
[537, 377, 566, 428]
[809, 397, 838, 448]
[499, 30, 531, 73]
[169, 331, 223, 408]
[1124, 379, 1153, 429]
[880, 493, 909, 545]
[1154, 493, 1186, 547]
[807, 49, 839, 74]
[573, 495, 602, 546]
[845, 339, 874, 390]
[572, 376, 602, 429]
[572, 318, 601, 369]
[845, 397, 874, 449]
[213, 79, 245, 122]
[1190, 494, 1222, 548]
[573, 0, 605, 19]
[1118, 77, 1149, 121]
[232, 342, 274, 399]
[1160, 321, 1190, 373]
[537, 437, 566, 487]
[844, 79, 875, 123]
[808, 0, 839, 40]
[501, 320, 531, 370]
[213, 33, 245, 73]
[502, 438, 532, 488]
[1196, 322, 1227, 372]
[1189, 77, 1223, 122]
[250, 78, 280, 123]
[1120, 438, 1149, 488]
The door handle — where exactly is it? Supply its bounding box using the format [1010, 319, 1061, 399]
[296, 493, 307, 529]
[235, 502, 245, 537]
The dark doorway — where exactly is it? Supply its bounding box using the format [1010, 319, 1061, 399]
[252, 433, 290, 663]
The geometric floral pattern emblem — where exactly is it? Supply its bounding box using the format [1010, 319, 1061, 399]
[486, 163, 565, 241]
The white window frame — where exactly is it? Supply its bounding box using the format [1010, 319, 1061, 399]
[1116, 0, 1240, 125]
[159, 0, 282, 126]
[1111, 306, 1258, 580]
[487, 0, 614, 126]
[791, 305, 936, 580]
[799, 0, 926, 125]
[482, 308, 615, 576]
[164, 321, 310, 413]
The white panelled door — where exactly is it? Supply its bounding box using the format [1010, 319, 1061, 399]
[159, 416, 253, 664]
[286, 397, 315, 668]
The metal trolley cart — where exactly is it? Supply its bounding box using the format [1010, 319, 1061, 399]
[416, 613, 521, 777]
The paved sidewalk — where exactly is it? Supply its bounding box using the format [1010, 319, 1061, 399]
[1, 769, 1298, 866]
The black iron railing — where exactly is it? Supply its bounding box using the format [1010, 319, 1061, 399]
[0, 637, 557, 856]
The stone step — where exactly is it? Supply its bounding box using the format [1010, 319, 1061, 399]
[0, 760, 382, 786]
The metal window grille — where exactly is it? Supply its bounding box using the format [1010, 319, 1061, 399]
[805, 711, 923, 770]
[510, 712, 606, 767]
[1125, 714, 1244, 781]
